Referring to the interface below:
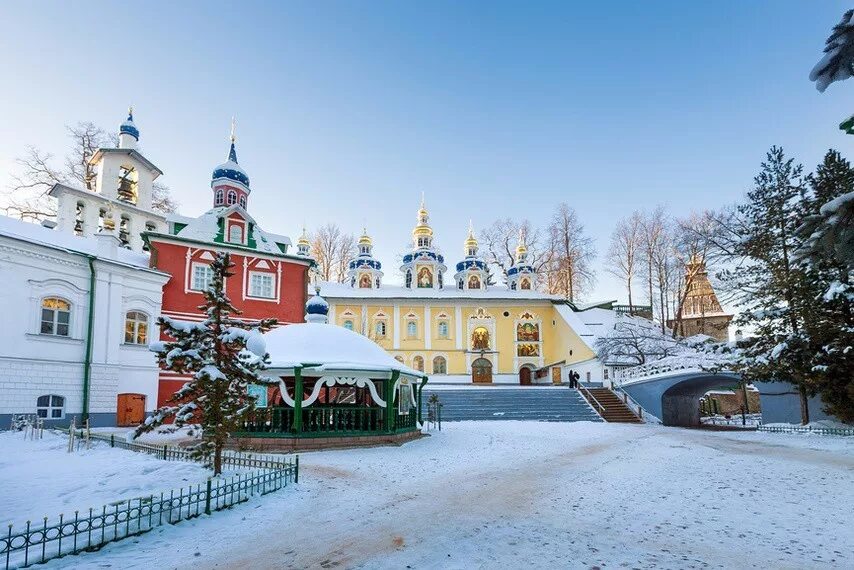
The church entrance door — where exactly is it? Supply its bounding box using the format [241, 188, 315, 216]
[471, 358, 493, 384]
[519, 366, 532, 385]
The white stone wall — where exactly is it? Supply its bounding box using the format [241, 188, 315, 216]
[0, 227, 167, 423]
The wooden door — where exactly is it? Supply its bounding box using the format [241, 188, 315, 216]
[519, 366, 532, 385]
[471, 358, 493, 384]
[551, 367, 562, 385]
[117, 393, 146, 427]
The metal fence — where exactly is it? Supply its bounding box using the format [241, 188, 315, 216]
[758, 424, 854, 436]
[2, 430, 298, 569]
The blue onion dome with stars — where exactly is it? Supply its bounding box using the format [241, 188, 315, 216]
[119, 109, 139, 140]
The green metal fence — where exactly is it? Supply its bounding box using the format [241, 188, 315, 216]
[758, 425, 854, 436]
[2, 431, 298, 569]
[237, 406, 418, 437]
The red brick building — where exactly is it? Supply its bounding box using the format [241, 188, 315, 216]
[144, 133, 313, 406]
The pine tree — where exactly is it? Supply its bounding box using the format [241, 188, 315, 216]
[720, 147, 819, 424]
[810, 9, 854, 92]
[135, 253, 277, 474]
[796, 151, 854, 422]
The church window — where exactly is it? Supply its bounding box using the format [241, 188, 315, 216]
[405, 270, 412, 288]
[124, 311, 149, 345]
[604, 368, 609, 380]
[215, 189, 224, 206]
[432, 356, 447, 374]
[407, 320, 418, 338]
[438, 320, 449, 338]
[191, 263, 214, 292]
[520, 279, 531, 290]
[472, 327, 490, 350]
[343, 320, 354, 331]
[249, 272, 275, 299]
[227, 190, 237, 206]
[40, 298, 71, 336]
[239, 195, 247, 209]
[510, 281, 517, 290]
[360, 245, 370, 255]
[438, 272, 443, 289]
[468, 247, 476, 257]
[468, 275, 481, 289]
[412, 356, 424, 372]
[374, 320, 387, 338]
[458, 279, 464, 290]
[228, 223, 244, 244]
[98, 208, 107, 232]
[36, 395, 65, 419]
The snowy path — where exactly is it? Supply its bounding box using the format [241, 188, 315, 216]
[41, 423, 854, 569]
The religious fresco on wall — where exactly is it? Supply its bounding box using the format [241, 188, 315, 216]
[417, 267, 433, 288]
[472, 326, 490, 350]
[516, 322, 540, 342]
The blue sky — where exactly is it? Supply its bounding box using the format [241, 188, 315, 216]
[0, 1, 851, 302]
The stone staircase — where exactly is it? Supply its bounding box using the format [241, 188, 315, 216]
[581, 388, 643, 423]
[421, 386, 603, 422]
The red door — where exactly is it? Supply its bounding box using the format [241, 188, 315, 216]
[117, 394, 146, 426]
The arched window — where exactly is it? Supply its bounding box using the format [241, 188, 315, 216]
[432, 356, 447, 374]
[41, 297, 71, 336]
[407, 320, 418, 338]
[215, 189, 224, 206]
[405, 270, 412, 288]
[437, 320, 449, 338]
[510, 281, 517, 290]
[375, 320, 387, 338]
[227, 190, 237, 206]
[458, 279, 464, 290]
[124, 311, 149, 345]
[413, 355, 424, 372]
[343, 320, 354, 331]
[468, 275, 481, 289]
[36, 394, 65, 419]
[472, 326, 490, 350]
[239, 195, 247, 209]
[228, 224, 243, 243]
[74, 202, 85, 236]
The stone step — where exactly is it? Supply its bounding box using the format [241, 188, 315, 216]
[421, 387, 603, 423]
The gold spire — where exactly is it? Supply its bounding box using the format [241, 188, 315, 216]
[515, 228, 528, 260]
[412, 194, 433, 239]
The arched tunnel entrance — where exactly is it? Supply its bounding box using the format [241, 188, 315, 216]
[621, 372, 742, 428]
[661, 375, 743, 427]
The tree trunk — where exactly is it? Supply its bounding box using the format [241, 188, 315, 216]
[627, 276, 633, 312]
[799, 384, 810, 425]
[214, 441, 223, 475]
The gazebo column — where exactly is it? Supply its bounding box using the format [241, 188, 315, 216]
[386, 370, 399, 433]
[293, 366, 303, 433]
[418, 376, 428, 424]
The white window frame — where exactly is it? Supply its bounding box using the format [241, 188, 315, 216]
[438, 320, 449, 339]
[374, 320, 387, 338]
[215, 188, 224, 206]
[343, 319, 354, 331]
[36, 394, 65, 419]
[227, 190, 237, 205]
[228, 223, 244, 244]
[432, 355, 447, 374]
[398, 383, 412, 414]
[407, 320, 418, 339]
[191, 263, 214, 292]
[248, 271, 276, 299]
[40, 297, 71, 337]
[124, 311, 149, 345]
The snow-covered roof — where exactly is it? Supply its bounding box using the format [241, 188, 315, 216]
[316, 281, 561, 301]
[155, 206, 299, 258]
[264, 322, 424, 378]
[0, 215, 154, 269]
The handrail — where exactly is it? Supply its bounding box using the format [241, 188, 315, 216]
[576, 383, 605, 415]
[612, 385, 658, 423]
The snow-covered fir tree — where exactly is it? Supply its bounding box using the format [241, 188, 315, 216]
[795, 151, 854, 422]
[718, 147, 820, 424]
[810, 9, 854, 92]
[135, 252, 276, 474]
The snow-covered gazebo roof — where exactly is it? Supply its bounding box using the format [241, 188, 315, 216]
[264, 322, 423, 379]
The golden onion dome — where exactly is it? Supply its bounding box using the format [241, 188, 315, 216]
[464, 220, 478, 249]
[358, 227, 373, 246]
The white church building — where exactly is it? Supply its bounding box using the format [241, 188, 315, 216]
[0, 111, 169, 427]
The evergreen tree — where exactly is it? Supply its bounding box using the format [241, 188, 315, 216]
[135, 253, 276, 474]
[810, 9, 854, 92]
[720, 147, 818, 424]
[797, 151, 854, 422]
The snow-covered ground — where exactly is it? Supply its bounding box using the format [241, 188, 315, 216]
[0, 430, 232, 526]
[30, 422, 854, 569]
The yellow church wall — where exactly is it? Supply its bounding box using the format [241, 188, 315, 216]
[326, 297, 594, 380]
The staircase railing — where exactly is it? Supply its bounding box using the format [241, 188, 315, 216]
[611, 386, 660, 424]
[576, 383, 606, 416]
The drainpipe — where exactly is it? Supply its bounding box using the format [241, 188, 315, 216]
[82, 256, 97, 422]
